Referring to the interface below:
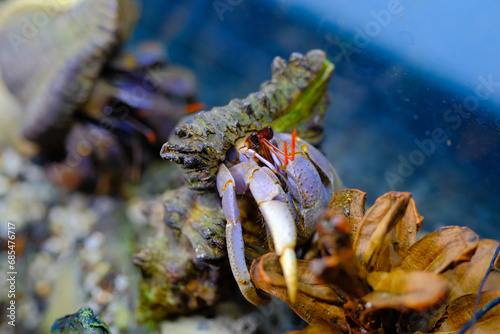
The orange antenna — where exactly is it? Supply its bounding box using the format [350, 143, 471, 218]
[291, 129, 296, 161]
[284, 141, 289, 165]
[261, 138, 287, 164]
[246, 127, 298, 167]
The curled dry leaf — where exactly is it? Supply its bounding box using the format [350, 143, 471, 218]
[432, 291, 500, 333]
[375, 197, 423, 271]
[442, 239, 500, 301]
[401, 226, 479, 274]
[250, 253, 350, 332]
[484, 270, 500, 292]
[364, 269, 448, 312]
[328, 189, 367, 243]
[353, 191, 412, 271]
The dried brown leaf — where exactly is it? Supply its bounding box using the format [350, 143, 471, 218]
[328, 189, 367, 242]
[484, 271, 500, 292]
[442, 239, 500, 301]
[364, 269, 447, 312]
[375, 198, 423, 271]
[401, 226, 479, 274]
[250, 253, 349, 331]
[353, 192, 412, 270]
[433, 291, 500, 333]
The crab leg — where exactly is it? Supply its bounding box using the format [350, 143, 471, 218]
[238, 147, 278, 173]
[216, 164, 269, 305]
[284, 141, 288, 165]
[247, 167, 298, 303]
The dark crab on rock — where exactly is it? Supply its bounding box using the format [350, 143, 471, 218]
[0, 0, 201, 194]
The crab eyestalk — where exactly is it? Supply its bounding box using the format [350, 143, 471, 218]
[261, 129, 297, 169]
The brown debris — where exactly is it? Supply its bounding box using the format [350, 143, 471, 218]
[442, 239, 500, 301]
[250, 253, 350, 332]
[353, 191, 412, 271]
[433, 291, 500, 333]
[328, 189, 367, 243]
[311, 214, 370, 299]
[247, 190, 500, 333]
[364, 269, 448, 312]
[401, 226, 479, 273]
[287, 319, 346, 334]
[375, 197, 423, 271]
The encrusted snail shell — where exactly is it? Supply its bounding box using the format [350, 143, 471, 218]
[161, 50, 332, 192]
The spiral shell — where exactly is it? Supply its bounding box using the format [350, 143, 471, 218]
[0, 0, 138, 149]
[161, 49, 334, 191]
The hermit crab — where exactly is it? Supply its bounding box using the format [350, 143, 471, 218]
[141, 50, 338, 315]
[217, 126, 341, 304]
[0, 0, 201, 194]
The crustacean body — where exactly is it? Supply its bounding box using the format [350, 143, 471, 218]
[0, 0, 202, 194]
[216, 127, 341, 305]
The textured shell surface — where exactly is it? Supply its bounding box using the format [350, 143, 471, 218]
[0, 0, 138, 147]
[161, 49, 333, 192]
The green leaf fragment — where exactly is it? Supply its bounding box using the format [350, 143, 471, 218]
[272, 60, 335, 132]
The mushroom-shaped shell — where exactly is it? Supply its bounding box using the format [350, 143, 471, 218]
[0, 0, 138, 150]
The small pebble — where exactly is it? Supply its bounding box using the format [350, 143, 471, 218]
[1, 148, 23, 178]
[35, 280, 51, 298]
[0, 175, 9, 196]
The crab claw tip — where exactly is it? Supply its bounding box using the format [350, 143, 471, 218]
[280, 247, 298, 303]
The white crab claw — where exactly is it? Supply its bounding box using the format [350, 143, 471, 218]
[259, 200, 298, 303]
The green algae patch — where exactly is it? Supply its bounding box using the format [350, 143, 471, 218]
[272, 59, 335, 133]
